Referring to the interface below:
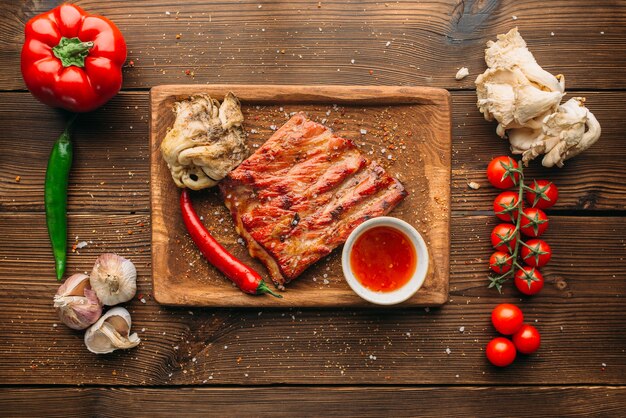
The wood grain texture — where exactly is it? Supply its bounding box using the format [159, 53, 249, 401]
[0, 386, 625, 417]
[1, 213, 624, 385]
[2, 90, 624, 214]
[1, 1, 626, 91]
[2, 2, 626, 414]
[150, 85, 451, 307]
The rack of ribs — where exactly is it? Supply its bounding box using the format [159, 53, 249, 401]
[219, 112, 408, 288]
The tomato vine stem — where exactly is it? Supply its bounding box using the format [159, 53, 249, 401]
[488, 161, 526, 293]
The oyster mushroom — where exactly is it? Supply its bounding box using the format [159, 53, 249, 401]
[160, 92, 248, 190]
[483, 27, 565, 94]
[476, 67, 564, 137]
[84, 307, 140, 354]
[521, 98, 601, 167]
[476, 28, 601, 167]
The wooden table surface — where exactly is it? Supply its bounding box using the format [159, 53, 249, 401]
[1, 1, 625, 416]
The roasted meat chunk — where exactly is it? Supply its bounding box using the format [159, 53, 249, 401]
[220, 113, 407, 287]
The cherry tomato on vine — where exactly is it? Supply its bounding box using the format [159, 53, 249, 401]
[521, 239, 552, 268]
[490, 223, 518, 253]
[493, 191, 521, 222]
[512, 324, 541, 354]
[520, 207, 549, 237]
[486, 337, 517, 367]
[514, 266, 544, 296]
[491, 303, 524, 335]
[487, 156, 520, 189]
[525, 180, 558, 209]
[489, 251, 513, 274]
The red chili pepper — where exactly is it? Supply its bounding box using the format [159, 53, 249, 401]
[21, 4, 127, 112]
[180, 189, 281, 298]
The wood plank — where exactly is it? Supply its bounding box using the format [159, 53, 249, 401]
[0, 92, 150, 213]
[150, 85, 451, 307]
[1, 213, 624, 385]
[451, 91, 626, 212]
[2, 90, 624, 213]
[1, 386, 625, 417]
[2, 1, 625, 90]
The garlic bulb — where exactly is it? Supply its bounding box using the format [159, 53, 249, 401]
[90, 253, 137, 305]
[84, 307, 141, 354]
[53, 273, 103, 330]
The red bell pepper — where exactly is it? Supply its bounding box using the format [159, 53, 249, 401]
[21, 4, 127, 112]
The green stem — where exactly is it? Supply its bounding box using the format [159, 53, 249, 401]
[257, 281, 283, 298]
[52, 37, 94, 67]
[489, 161, 526, 292]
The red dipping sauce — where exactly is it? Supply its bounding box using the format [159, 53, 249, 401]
[349, 226, 417, 292]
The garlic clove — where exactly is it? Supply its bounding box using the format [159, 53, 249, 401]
[84, 307, 140, 354]
[53, 273, 103, 330]
[90, 253, 137, 306]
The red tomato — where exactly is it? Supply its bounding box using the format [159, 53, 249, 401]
[520, 208, 549, 237]
[493, 191, 521, 222]
[490, 223, 518, 253]
[489, 251, 513, 274]
[491, 303, 524, 335]
[486, 337, 517, 367]
[514, 267, 545, 296]
[487, 156, 520, 189]
[521, 239, 552, 268]
[525, 180, 558, 209]
[512, 324, 541, 354]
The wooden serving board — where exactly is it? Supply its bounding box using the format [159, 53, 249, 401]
[151, 85, 451, 307]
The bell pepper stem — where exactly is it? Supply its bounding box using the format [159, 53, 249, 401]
[257, 281, 283, 298]
[53, 37, 94, 67]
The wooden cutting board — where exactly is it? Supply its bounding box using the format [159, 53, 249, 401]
[150, 85, 451, 307]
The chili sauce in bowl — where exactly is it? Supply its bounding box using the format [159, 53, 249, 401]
[342, 217, 429, 305]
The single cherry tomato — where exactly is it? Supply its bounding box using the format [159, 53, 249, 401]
[486, 337, 517, 367]
[487, 156, 520, 189]
[514, 266, 545, 296]
[489, 251, 513, 274]
[521, 239, 552, 268]
[491, 303, 524, 335]
[490, 223, 518, 253]
[525, 180, 558, 209]
[520, 207, 549, 237]
[512, 324, 541, 354]
[493, 191, 521, 222]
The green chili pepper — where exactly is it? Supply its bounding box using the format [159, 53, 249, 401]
[45, 115, 76, 281]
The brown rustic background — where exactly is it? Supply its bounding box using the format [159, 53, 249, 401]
[0, 0, 625, 416]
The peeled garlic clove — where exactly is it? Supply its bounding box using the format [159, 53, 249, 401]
[84, 307, 140, 354]
[90, 253, 137, 306]
[53, 273, 103, 330]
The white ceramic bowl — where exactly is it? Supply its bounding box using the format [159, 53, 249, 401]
[341, 217, 429, 305]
